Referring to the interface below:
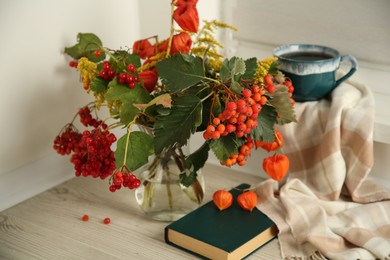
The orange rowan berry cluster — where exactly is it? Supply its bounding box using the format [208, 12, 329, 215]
[203, 84, 267, 141]
[221, 136, 254, 167]
[264, 73, 295, 105]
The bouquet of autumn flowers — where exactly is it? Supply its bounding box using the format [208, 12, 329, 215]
[53, 0, 296, 196]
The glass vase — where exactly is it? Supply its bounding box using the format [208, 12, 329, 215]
[134, 146, 205, 222]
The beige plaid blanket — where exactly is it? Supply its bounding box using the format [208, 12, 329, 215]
[256, 79, 390, 259]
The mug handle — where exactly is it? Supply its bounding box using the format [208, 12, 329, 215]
[335, 54, 358, 87]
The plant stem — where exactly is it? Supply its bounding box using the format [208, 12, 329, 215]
[103, 48, 119, 64]
[166, 173, 173, 210]
[166, 0, 178, 58]
[122, 126, 133, 166]
[200, 91, 214, 103]
[107, 121, 125, 130]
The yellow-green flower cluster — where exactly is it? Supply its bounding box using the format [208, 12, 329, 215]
[77, 57, 98, 90]
[191, 20, 237, 71]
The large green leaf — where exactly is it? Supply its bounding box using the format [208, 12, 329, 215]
[269, 86, 297, 124]
[220, 57, 246, 83]
[156, 53, 205, 93]
[253, 104, 277, 142]
[90, 77, 109, 93]
[105, 80, 151, 103]
[115, 131, 154, 171]
[180, 142, 210, 187]
[105, 80, 151, 124]
[119, 101, 140, 125]
[268, 60, 280, 74]
[154, 95, 202, 154]
[64, 33, 105, 62]
[209, 134, 239, 162]
[185, 142, 210, 173]
[242, 57, 258, 80]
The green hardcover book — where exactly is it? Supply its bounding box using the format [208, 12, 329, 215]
[164, 183, 278, 260]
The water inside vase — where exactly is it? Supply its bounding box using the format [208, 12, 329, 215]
[134, 152, 205, 222]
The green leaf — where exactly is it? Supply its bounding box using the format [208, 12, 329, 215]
[185, 142, 210, 173]
[156, 53, 205, 93]
[64, 33, 105, 62]
[90, 77, 108, 93]
[115, 131, 154, 171]
[180, 142, 209, 187]
[112, 51, 141, 72]
[105, 80, 151, 124]
[268, 60, 280, 74]
[242, 57, 258, 80]
[119, 101, 140, 125]
[253, 104, 277, 142]
[154, 95, 202, 154]
[269, 86, 297, 124]
[105, 80, 151, 103]
[231, 58, 246, 77]
[220, 57, 246, 83]
[179, 171, 198, 188]
[230, 81, 244, 95]
[209, 134, 239, 162]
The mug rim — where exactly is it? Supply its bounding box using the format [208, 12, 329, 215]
[273, 44, 340, 63]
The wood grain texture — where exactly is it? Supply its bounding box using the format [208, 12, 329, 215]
[0, 164, 282, 260]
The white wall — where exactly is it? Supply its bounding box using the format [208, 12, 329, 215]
[0, 0, 140, 177]
[0, 0, 142, 210]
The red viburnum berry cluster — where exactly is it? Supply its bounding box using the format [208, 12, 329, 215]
[109, 169, 141, 192]
[53, 124, 82, 155]
[79, 106, 106, 128]
[118, 64, 139, 89]
[70, 128, 117, 179]
[98, 61, 116, 81]
[54, 105, 118, 182]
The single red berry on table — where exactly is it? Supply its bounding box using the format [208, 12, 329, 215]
[81, 214, 89, 221]
[103, 217, 111, 224]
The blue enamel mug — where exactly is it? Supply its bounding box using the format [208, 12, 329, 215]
[273, 44, 358, 102]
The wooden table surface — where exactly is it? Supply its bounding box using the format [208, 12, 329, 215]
[0, 163, 282, 259]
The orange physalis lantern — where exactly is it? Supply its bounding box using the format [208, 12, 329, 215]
[173, 2, 199, 33]
[170, 32, 192, 54]
[139, 69, 158, 93]
[237, 191, 258, 212]
[132, 39, 155, 59]
[262, 154, 290, 181]
[212, 190, 233, 211]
